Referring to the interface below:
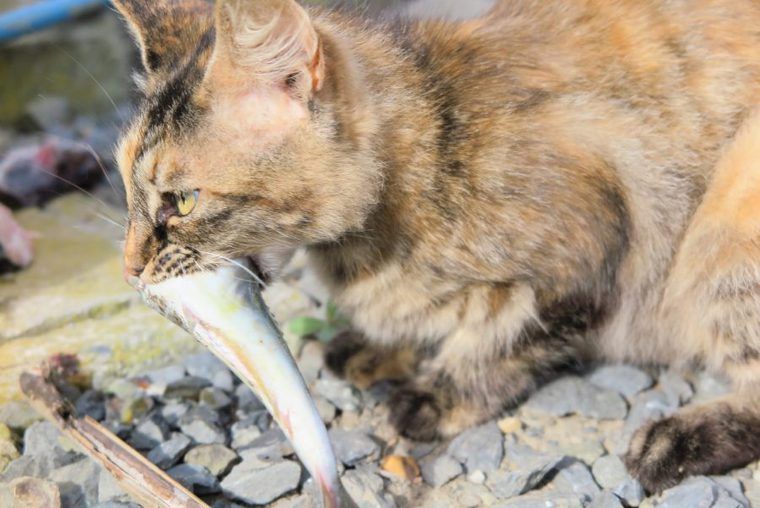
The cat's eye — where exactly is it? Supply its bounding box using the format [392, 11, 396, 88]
[176, 190, 199, 217]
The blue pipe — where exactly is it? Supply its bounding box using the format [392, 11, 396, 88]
[0, 0, 110, 43]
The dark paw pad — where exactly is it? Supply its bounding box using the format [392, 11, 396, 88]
[389, 387, 442, 441]
[324, 331, 366, 378]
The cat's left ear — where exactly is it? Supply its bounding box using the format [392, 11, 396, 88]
[205, 0, 325, 98]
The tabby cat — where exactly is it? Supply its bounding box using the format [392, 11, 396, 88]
[113, 0, 760, 492]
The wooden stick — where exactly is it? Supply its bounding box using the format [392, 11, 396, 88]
[19, 370, 208, 508]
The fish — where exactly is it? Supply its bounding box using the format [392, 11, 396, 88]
[131, 262, 355, 508]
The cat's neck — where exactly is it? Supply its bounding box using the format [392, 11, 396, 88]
[306, 13, 444, 288]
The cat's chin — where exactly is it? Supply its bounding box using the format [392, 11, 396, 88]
[247, 247, 297, 286]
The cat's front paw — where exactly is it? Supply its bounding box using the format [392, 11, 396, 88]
[389, 386, 442, 441]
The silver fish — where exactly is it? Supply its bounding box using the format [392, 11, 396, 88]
[133, 263, 355, 508]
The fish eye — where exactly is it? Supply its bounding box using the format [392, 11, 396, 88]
[176, 190, 199, 217]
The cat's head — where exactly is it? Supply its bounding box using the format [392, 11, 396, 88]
[114, 0, 380, 284]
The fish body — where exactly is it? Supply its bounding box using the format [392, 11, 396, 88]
[135, 264, 353, 508]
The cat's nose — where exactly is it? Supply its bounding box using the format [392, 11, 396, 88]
[123, 262, 145, 287]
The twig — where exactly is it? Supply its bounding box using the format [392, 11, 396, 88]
[19, 370, 208, 508]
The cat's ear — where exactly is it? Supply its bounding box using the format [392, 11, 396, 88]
[112, 0, 214, 76]
[205, 0, 325, 98]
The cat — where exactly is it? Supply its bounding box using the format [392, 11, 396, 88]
[112, 0, 760, 493]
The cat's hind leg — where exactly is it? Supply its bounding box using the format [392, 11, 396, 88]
[626, 109, 760, 493]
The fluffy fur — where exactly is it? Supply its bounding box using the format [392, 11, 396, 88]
[113, 0, 760, 492]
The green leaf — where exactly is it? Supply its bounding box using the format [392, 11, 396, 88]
[288, 316, 325, 337]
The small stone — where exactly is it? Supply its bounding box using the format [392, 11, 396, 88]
[658, 476, 749, 508]
[50, 458, 101, 506]
[222, 460, 301, 505]
[98, 470, 130, 503]
[7, 477, 61, 508]
[498, 417, 522, 434]
[380, 455, 420, 481]
[525, 376, 628, 420]
[554, 461, 601, 503]
[167, 464, 220, 495]
[742, 479, 760, 508]
[341, 466, 389, 508]
[146, 365, 186, 386]
[20, 422, 79, 472]
[468, 470, 487, 484]
[75, 390, 106, 420]
[92, 503, 141, 508]
[558, 439, 606, 465]
[0, 425, 20, 472]
[164, 377, 212, 400]
[590, 491, 624, 508]
[179, 419, 226, 446]
[184, 353, 230, 385]
[235, 384, 266, 413]
[658, 370, 694, 407]
[118, 396, 154, 425]
[230, 419, 263, 450]
[271, 494, 316, 508]
[0, 401, 41, 430]
[588, 365, 653, 400]
[448, 422, 504, 473]
[592, 455, 629, 489]
[185, 444, 238, 476]
[211, 370, 235, 392]
[199, 387, 232, 411]
[330, 429, 379, 466]
[130, 415, 171, 450]
[313, 379, 363, 412]
[314, 396, 336, 424]
[161, 401, 190, 427]
[421, 454, 463, 487]
[147, 433, 192, 469]
[298, 340, 325, 385]
[614, 477, 646, 507]
[486, 448, 566, 500]
[239, 429, 294, 461]
[105, 379, 142, 401]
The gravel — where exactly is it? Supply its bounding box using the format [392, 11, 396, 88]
[2, 349, 755, 508]
[588, 365, 653, 400]
[222, 459, 301, 505]
[448, 421, 504, 473]
[420, 454, 463, 487]
[524, 376, 628, 420]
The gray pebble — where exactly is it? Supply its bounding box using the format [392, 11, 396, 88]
[658, 371, 694, 407]
[179, 419, 227, 445]
[342, 466, 392, 508]
[185, 444, 239, 476]
[92, 503, 142, 508]
[590, 491, 624, 508]
[230, 419, 263, 450]
[235, 384, 266, 413]
[486, 450, 566, 500]
[240, 429, 294, 461]
[212, 369, 235, 392]
[297, 340, 325, 385]
[199, 387, 232, 411]
[98, 470, 130, 503]
[167, 464, 221, 495]
[592, 455, 629, 489]
[130, 415, 171, 450]
[164, 376, 212, 400]
[50, 458, 101, 506]
[692, 372, 731, 404]
[146, 433, 192, 469]
[554, 461, 601, 503]
[180, 404, 222, 426]
[589, 365, 653, 400]
[329, 428, 379, 466]
[184, 353, 230, 382]
[657, 476, 749, 508]
[420, 454, 463, 487]
[0, 401, 42, 430]
[75, 390, 106, 420]
[614, 477, 646, 507]
[313, 379, 363, 412]
[314, 396, 337, 424]
[222, 459, 301, 505]
[448, 421, 504, 473]
[146, 365, 186, 386]
[525, 376, 628, 420]
[160, 401, 190, 427]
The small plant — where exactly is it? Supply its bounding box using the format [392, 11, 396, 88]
[288, 301, 350, 342]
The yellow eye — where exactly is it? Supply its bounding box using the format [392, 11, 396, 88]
[176, 190, 199, 216]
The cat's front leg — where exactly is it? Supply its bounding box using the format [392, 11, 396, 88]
[389, 319, 588, 441]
